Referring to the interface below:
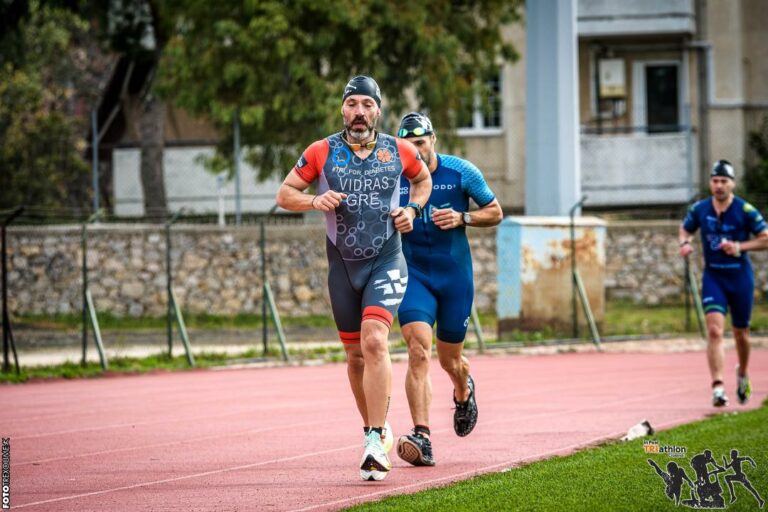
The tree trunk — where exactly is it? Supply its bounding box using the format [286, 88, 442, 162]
[139, 95, 167, 221]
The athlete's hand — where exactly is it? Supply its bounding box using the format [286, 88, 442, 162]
[432, 207, 462, 230]
[679, 242, 694, 258]
[391, 207, 415, 233]
[312, 191, 348, 211]
[719, 239, 741, 257]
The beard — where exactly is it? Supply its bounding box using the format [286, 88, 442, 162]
[421, 151, 433, 168]
[345, 114, 378, 141]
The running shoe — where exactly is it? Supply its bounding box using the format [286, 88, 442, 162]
[712, 386, 729, 407]
[360, 430, 391, 481]
[397, 432, 435, 466]
[363, 421, 393, 452]
[382, 421, 393, 453]
[737, 375, 751, 405]
[454, 374, 478, 436]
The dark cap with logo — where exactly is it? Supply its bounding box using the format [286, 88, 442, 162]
[711, 159, 735, 180]
[342, 76, 381, 107]
[398, 112, 434, 138]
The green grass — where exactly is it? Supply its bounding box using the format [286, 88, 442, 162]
[6, 301, 767, 382]
[15, 301, 768, 337]
[603, 301, 768, 336]
[348, 402, 768, 511]
[15, 312, 336, 330]
[0, 349, 270, 383]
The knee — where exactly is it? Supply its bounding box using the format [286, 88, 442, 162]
[361, 336, 389, 361]
[707, 324, 724, 342]
[346, 349, 365, 371]
[439, 352, 461, 374]
[407, 343, 430, 371]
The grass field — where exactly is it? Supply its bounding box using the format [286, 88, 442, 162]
[4, 300, 767, 383]
[0, 350, 269, 383]
[16, 300, 768, 335]
[348, 401, 768, 511]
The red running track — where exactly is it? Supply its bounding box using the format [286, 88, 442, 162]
[1, 348, 766, 511]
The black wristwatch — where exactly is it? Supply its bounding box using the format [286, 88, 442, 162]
[462, 211, 472, 226]
[405, 202, 423, 218]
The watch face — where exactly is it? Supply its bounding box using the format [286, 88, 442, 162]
[463, 212, 471, 225]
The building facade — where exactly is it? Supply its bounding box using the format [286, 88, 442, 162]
[465, 0, 768, 212]
[109, 0, 768, 216]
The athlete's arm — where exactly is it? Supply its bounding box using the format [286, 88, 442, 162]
[432, 198, 503, 230]
[721, 229, 768, 255]
[276, 140, 347, 212]
[405, 163, 432, 211]
[678, 226, 695, 257]
[392, 156, 432, 234]
[276, 173, 347, 212]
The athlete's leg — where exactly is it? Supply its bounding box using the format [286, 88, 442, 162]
[398, 268, 437, 433]
[706, 312, 726, 383]
[436, 340, 471, 400]
[359, 235, 408, 429]
[733, 327, 750, 376]
[360, 318, 392, 428]
[702, 271, 728, 386]
[344, 343, 368, 425]
[402, 322, 433, 429]
[434, 265, 473, 401]
[727, 267, 754, 378]
[326, 239, 368, 425]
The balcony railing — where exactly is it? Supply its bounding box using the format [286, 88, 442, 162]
[580, 128, 697, 207]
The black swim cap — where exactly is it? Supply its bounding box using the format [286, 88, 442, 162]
[342, 75, 381, 106]
[711, 159, 735, 180]
[398, 112, 434, 138]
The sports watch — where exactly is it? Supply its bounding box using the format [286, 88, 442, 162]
[462, 211, 472, 226]
[405, 202, 423, 218]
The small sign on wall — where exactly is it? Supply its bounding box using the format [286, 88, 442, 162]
[599, 58, 626, 98]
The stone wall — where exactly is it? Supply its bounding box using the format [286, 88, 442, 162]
[606, 221, 768, 304]
[4, 220, 766, 317]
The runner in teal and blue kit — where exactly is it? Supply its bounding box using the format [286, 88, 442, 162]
[395, 112, 503, 467]
[679, 159, 768, 407]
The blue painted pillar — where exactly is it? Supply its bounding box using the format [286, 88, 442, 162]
[525, 0, 581, 215]
[496, 216, 606, 338]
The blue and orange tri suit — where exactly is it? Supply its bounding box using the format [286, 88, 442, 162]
[398, 154, 495, 342]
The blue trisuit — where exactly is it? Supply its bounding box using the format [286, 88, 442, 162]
[683, 196, 767, 328]
[398, 154, 495, 342]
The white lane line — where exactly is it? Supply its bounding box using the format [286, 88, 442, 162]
[11, 400, 349, 441]
[12, 384, 715, 508]
[13, 443, 360, 509]
[289, 432, 624, 512]
[16, 418, 336, 466]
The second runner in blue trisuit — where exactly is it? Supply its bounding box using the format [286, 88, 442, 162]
[395, 112, 503, 466]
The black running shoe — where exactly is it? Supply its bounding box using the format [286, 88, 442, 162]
[396, 432, 435, 466]
[454, 374, 478, 437]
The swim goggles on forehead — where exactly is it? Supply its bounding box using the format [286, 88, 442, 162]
[398, 126, 430, 138]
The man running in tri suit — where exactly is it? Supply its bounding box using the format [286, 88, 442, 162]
[394, 112, 503, 466]
[276, 77, 431, 481]
[679, 159, 768, 407]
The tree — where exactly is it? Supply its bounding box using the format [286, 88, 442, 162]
[89, 0, 171, 220]
[156, 0, 522, 180]
[742, 115, 768, 211]
[0, 1, 105, 216]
